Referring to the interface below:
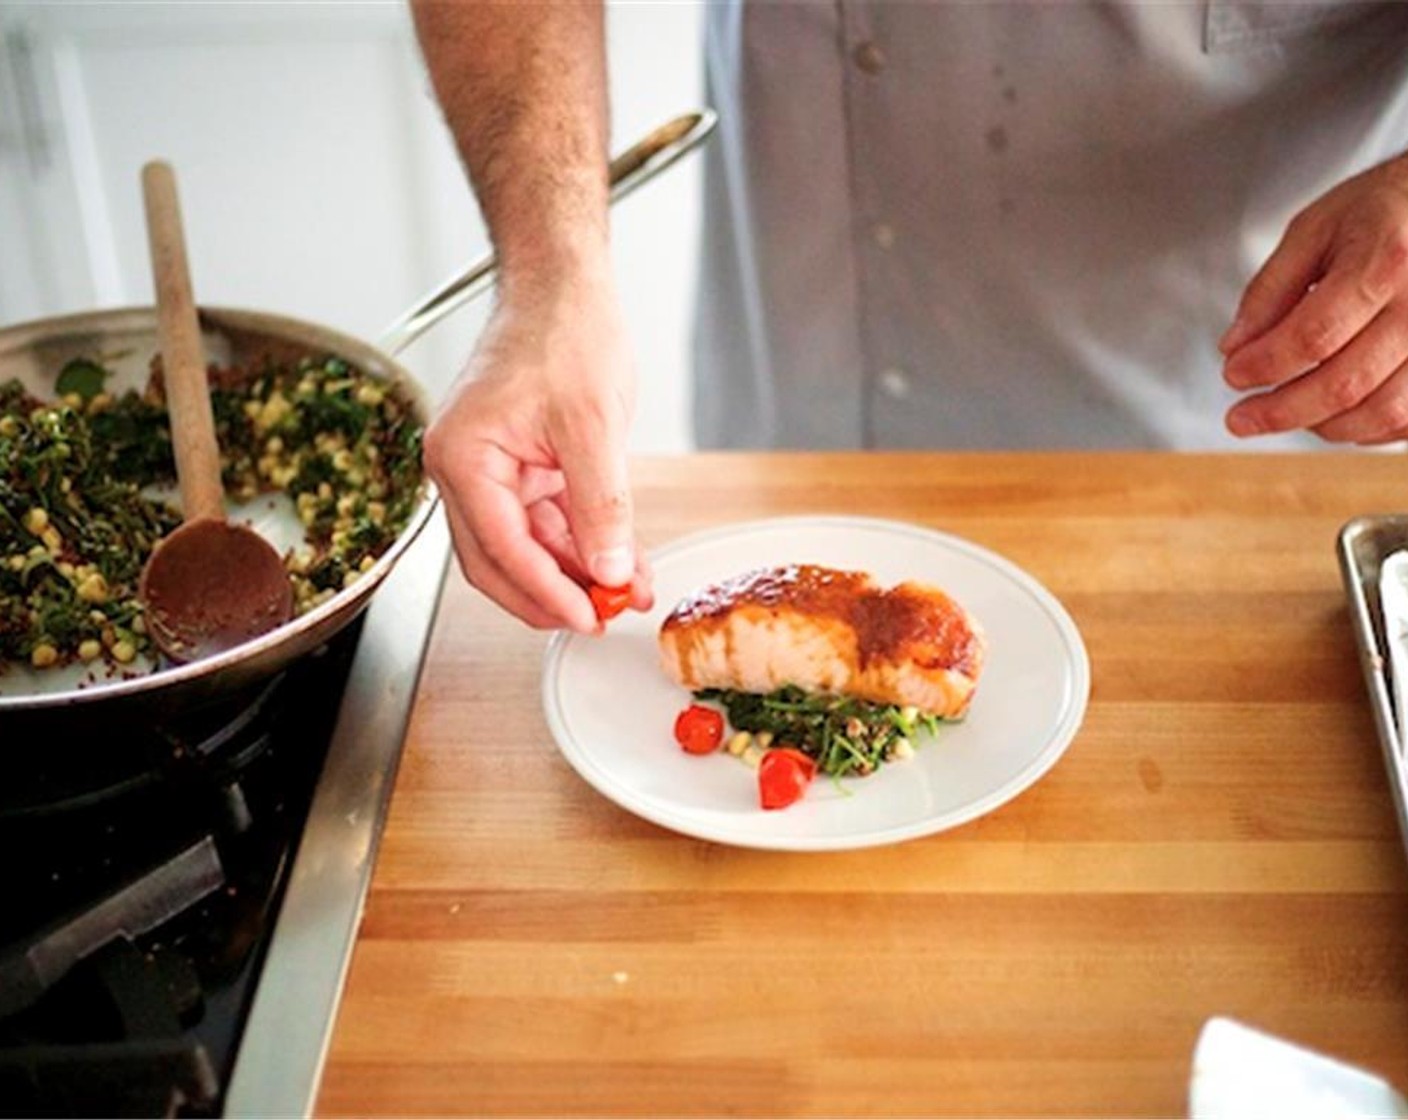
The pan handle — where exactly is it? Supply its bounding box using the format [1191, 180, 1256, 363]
[377, 109, 718, 359]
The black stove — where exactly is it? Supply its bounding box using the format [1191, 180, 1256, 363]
[0, 623, 362, 1118]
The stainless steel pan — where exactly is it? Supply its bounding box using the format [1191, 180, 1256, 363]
[0, 110, 716, 724]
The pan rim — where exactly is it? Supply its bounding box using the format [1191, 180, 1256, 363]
[0, 303, 441, 711]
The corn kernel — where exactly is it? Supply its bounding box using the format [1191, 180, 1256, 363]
[111, 639, 136, 664]
[77, 639, 102, 662]
[725, 731, 752, 757]
[30, 643, 58, 669]
[255, 391, 292, 433]
[76, 572, 109, 604]
[754, 731, 774, 750]
[40, 526, 61, 552]
[0, 416, 17, 437]
[741, 745, 766, 769]
[889, 737, 915, 761]
[23, 507, 48, 533]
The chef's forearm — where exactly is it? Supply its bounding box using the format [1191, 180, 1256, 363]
[411, 0, 610, 295]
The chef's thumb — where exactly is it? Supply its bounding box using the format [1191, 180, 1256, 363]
[558, 425, 636, 588]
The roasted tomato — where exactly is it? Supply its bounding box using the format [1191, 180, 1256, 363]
[674, 703, 724, 754]
[758, 746, 817, 810]
[589, 583, 632, 622]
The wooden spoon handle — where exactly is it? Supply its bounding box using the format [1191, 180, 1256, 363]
[142, 161, 225, 524]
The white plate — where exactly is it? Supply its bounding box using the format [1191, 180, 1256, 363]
[541, 516, 1090, 851]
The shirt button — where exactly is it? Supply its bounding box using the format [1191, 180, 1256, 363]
[878, 368, 910, 399]
[853, 41, 886, 75]
[872, 223, 895, 250]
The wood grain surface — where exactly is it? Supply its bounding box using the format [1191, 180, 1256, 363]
[318, 453, 1408, 1119]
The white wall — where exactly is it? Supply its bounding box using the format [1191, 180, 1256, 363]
[0, 1, 704, 452]
[605, 2, 705, 453]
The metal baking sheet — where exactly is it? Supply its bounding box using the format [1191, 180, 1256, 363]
[1336, 515, 1408, 864]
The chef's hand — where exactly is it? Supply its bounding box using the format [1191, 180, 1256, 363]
[1222, 155, 1408, 443]
[423, 276, 653, 632]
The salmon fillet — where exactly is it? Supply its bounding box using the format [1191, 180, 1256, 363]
[658, 565, 985, 718]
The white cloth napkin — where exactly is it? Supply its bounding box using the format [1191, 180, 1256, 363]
[1190, 1018, 1408, 1119]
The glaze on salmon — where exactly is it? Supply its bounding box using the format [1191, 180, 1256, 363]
[658, 565, 984, 717]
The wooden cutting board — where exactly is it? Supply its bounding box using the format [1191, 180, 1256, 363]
[318, 452, 1408, 1118]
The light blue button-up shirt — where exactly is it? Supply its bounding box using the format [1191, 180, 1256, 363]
[693, 1, 1408, 450]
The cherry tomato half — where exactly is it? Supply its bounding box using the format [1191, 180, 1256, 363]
[589, 583, 632, 622]
[674, 704, 724, 755]
[758, 747, 817, 810]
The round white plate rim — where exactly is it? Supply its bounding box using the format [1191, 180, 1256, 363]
[541, 514, 1091, 851]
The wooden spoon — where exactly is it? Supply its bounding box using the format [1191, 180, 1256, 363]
[137, 161, 292, 663]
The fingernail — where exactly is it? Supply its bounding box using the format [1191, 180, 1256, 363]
[1227, 410, 1261, 437]
[1219, 317, 1248, 355]
[590, 546, 633, 587]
